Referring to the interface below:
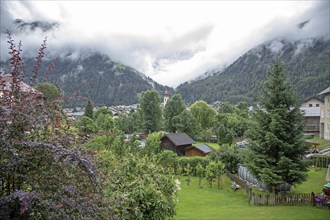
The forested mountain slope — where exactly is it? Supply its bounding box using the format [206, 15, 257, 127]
[1, 52, 173, 106]
[176, 38, 330, 104]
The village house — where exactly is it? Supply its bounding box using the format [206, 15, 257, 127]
[185, 144, 214, 157]
[300, 97, 324, 136]
[0, 75, 43, 108]
[319, 87, 330, 140]
[160, 133, 194, 156]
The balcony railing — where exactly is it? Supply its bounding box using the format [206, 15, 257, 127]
[305, 125, 320, 132]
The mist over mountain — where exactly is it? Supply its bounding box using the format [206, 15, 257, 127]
[12, 19, 60, 33]
[176, 37, 330, 104]
[0, 52, 173, 106]
[1, 1, 329, 87]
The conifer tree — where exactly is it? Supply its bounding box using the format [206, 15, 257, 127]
[246, 60, 308, 192]
[84, 99, 94, 119]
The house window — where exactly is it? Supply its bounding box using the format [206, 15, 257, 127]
[316, 104, 319, 107]
[309, 104, 313, 107]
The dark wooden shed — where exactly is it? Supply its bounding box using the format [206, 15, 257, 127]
[160, 133, 194, 156]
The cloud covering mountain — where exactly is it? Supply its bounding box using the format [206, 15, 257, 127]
[1, 1, 329, 87]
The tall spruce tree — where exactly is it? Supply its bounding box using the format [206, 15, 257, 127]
[84, 99, 94, 119]
[246, 60, 308, 192]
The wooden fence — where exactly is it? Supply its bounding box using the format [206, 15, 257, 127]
[226, 170, 251, 195]
[226, 170, 313, 206]
[250, 192, 313, 205]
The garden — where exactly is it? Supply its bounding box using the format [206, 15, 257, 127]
[173, 168, 330, 220]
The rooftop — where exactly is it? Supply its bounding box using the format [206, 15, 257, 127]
[318, 87, 330, 96]
[192, 144, 214, 154]
[162, 133, 194, 146]
[1, 75, 42, 95]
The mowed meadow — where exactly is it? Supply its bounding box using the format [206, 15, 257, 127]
[173, 168, 330, 220]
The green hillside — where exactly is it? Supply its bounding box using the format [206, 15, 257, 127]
[177, 38, 330, 104]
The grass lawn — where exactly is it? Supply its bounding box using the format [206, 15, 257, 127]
[293, 167, 328, 194]
[310, 138, 330, 151]
[173, 171, 329, 220]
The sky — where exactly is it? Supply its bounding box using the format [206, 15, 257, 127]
[0, 1, 329, 87]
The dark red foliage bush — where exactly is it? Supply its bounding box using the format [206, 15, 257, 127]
[0, 33, 110, 219]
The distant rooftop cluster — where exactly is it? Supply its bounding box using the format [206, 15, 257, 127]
[63, 104, 139, 120]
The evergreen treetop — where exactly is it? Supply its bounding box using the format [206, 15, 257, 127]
[84, 99, 94, 119]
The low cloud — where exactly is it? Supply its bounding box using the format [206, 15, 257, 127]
[1, 1, 329, 87]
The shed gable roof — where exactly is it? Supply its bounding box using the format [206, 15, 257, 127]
[191, 144, 214, 154]
[162, 133, 194, 146]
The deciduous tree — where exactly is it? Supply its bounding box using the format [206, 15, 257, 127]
[163, 94, 186, 132]
[93, 107, 112, 120]
[196, 162, 205, 188]
[96, 145, 179, 219]
[35, 82, 62, 103]
[205, 161, 217, 188]
[78, 116, 98, 134]
[216, 114, 236, 146]
[190, 100, 216, 130]
[172, 110, 200, 138]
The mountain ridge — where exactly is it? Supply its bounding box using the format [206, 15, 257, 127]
[0, 51, 173, 106]
[176, 37, 330, 104]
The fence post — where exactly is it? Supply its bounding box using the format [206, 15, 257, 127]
[311, 192, 315, 206]
[248, 188, 252, 205]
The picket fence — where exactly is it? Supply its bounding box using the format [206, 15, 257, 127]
[226, 170, 313, 206]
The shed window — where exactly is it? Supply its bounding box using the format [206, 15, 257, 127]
[316, 104, 319, 107]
